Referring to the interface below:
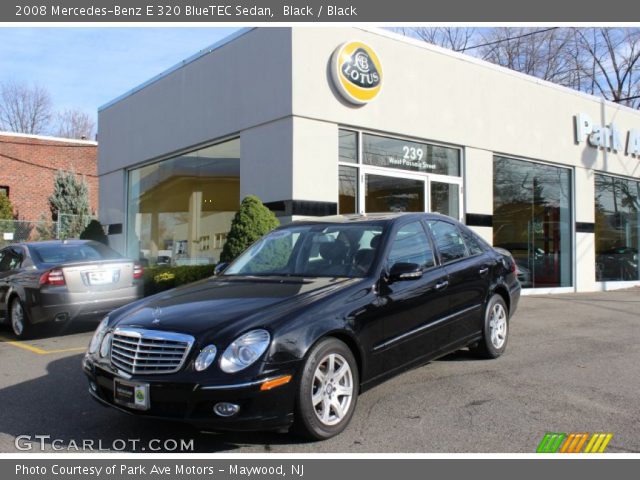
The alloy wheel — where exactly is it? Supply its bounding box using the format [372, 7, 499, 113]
[11, 300, 24, 337]
[489, 303, 507, 349]
[311, 353, 354, 426]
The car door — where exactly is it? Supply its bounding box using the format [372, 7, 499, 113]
[373, 220, 450, 374]
[426, 220, 493, 346]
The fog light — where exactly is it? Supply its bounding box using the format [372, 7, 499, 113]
[213, 402, 240, 417]
[89, 381, 98, 392]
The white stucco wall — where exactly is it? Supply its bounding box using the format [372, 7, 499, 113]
[98, 26, 640, 291]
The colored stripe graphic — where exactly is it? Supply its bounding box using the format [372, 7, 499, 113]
[536, 433, 566, 453]
[571, 433, 589, 453]
[537, 432, 613, 453]
[584, 433, 613, 453]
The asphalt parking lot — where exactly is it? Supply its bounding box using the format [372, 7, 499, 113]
[0, 288, 639, 453]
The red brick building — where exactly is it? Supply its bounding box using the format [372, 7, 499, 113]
[0, 131, 98, 221]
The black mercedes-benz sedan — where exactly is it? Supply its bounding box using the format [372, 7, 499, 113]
[83, 213, 520, 440]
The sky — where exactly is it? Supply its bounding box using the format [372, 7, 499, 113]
[0, 27, 241, 130]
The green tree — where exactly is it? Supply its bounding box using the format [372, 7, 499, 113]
[220, 195, 279, 263]
[0, 191, 13, 220]
[47, 170, 92, 239]
[0, 191, 15, 243]
[80, 219, 108, 245]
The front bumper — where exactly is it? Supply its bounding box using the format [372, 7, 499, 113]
[83, 357, 298, 431]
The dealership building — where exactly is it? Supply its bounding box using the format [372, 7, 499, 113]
[98, 27, 640, 293]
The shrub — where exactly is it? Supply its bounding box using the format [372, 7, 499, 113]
[80, 219, 108, 245]
[143, 265, 217, 296]
[0, 191, 13, 220]
[0, 192, 15, 240]
[220, 195, 279, 263]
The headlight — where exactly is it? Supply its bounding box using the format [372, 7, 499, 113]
[194, 345, 217, 371]
[88, 317, 109, 354]
[220, 329, 271, 373]
[99, 332, 112, 358]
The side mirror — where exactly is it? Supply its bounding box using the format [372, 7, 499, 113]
[388, 262, 423, 282]
[214, 262, 229, 276]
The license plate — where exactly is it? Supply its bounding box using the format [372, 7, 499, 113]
[88, 270, 117, 285]
[113, 378, 149, 410]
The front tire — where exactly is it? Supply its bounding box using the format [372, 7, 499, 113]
[294, 338, 359, 440]
[470, 294, 509, 359]
[10, 297, 33, 340]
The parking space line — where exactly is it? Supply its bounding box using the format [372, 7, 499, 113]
[0, 335, 86, 355]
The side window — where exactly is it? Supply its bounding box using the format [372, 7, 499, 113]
[0, 248, 21, 272]
[387, 222, 435, 271]
[460, 227, 485, 256]
[9, 248, 23, 269]
[428, 221, 468, 263]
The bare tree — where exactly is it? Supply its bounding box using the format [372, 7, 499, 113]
[478, 27, 583, 89]
[572, 28, 640, 108]
[55, 108, 95, 140]
[396, 26, 640, 109]
[395, 27, 477, 52]
[0, 80, 53, 134]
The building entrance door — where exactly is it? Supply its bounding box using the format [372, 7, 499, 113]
[361, 168, 462, 220]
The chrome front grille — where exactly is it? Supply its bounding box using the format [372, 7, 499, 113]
[110, 328, 194, 375]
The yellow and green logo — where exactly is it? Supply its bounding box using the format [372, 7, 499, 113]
[536, 432, 613, 453]
[331, 41, 383, 105]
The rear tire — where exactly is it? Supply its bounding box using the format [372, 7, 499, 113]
[10, 297, 34, 340]
[293, 338, 359, 440]
[470, 294, 509, 359]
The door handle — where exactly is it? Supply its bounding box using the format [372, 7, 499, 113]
[478, 267, 489, 275]
[434, 280, 449, 291]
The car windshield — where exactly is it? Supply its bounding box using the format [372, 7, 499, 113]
[30, 243, 122, 266]
[224, 223, 385, 278]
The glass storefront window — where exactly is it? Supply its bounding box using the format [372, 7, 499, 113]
[595, 174, 640, 281]
[339, 165, 358, 214]
[362, 133, 460, 176]
[365, 174, 424, 213]
[127, 138, 240, 266]
[339, 130, 358, 164]
[493, 156, 572, 288]
[431, 182, 460, 220]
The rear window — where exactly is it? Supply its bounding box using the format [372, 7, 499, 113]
[30, 243, 122, 265]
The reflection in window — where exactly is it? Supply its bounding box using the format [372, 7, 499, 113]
[595, 174, 639, 281]
[493, 156, 572, 288]
[339, 130, 358, 164]
[339, 166, 357, 214]
[127, 138, 240, 266]
[365, 174, 424, 213]
[388, 221, 435, 270]
[428, 220, 467, 263]
[431, 182, 460, 219]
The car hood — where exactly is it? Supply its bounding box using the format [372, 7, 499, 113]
[111, 275, 356, 337]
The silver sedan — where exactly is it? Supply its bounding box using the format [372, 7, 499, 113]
[0, 240, 143, 339]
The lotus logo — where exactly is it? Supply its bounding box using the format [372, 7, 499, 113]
[331, 41, 383, 105]
[152, 307, 162, 325]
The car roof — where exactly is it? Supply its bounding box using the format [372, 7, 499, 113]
[289, 212, 458, 225]
[9, 239, 95, 249]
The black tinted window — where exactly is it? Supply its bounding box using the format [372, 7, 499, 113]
[460, 228, 485, 256]
[387, 222, 435, 270]
[0, 249, 21, 272]
[30, 243, 121, 265]
[428, 221, 468, 263]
